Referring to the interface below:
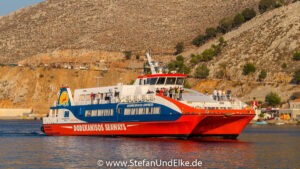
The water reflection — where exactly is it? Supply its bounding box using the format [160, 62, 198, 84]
[0, 121, 299, 169]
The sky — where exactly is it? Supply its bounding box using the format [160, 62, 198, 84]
[0, 0, 44, 16]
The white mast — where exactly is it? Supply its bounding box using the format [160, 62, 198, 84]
[145, 49, 157, 74]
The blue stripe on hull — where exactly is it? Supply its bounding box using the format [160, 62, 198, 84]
[51, 102, 182, 123]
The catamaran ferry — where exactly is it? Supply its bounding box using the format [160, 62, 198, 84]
[42, 51, 255, 139]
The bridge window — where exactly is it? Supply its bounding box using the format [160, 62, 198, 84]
[149, 78, 158, 85]
[176, 78, 185, 85]
[166, 77, 176, 85]
[156, 77, 166, 85]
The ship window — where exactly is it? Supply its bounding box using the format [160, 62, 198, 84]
[176, 78, 184, 85]
[85, 110, 91, 117]
[166, 77, 176, 85]
[98, 109, 102, 116]
[153, 107, 160, 114]
[64, 111, 69, 117]
[79, 95, 85, 101]
[92, 110, 97, 116]
[156, 77, 166, 85]
[149, 78, 158, 85]
[138, 108, 144, 115]
[124, 108, 131, 115]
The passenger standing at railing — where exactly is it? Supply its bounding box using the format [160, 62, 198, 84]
[163, 88, 168, 96]
[227, 90, 231, 100]
[169, 87, 173, 98]
[172, 87, 176, 100]
[213, 89, 217, 101]
[156, 88, 159, 94]
[159, 88, 164, 95]
[179, 87, 183, 100]
[90, 92, 94, 104]
[222, 90, 226, 101]
[96, 92, 100, 104]
[175, 87, 179, 100]
[218, 89, 222, 101]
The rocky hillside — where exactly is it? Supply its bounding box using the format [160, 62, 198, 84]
[0, 0, 260, 63]
[182, 2, 300, 103]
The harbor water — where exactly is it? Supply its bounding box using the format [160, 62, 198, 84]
[0, 120, 299, 168]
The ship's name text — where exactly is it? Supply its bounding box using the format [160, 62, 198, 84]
[73, 123, 127, 132]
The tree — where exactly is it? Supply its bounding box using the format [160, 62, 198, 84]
[233, 13, 245, 27]
[294, 69, 300, 84]
[205, 27, 217, 38]
[201, 48, 214, 61]
[265, 92, 281, 106]
[184, 80, 191, 89]
[218, 62, 227, 79]
[136, 55, 140, 60]
[194, 64, 210, 79]
[218, 37, 227, 46]
[218, 16, 234, 33]
[242, 8, 256, 21]
[175, 42, 184, 55]
[293, 52, 300, 61]
[259, 0, 276, 14]
[192, 35, 206, 47]
[258, 69, 267, 81]
[124, 51, 132, 60]
[243, 63, 256, 75]
[281, 63, 287, 69]
[211, 44, 222, 56]
[176, 55, 184, 62]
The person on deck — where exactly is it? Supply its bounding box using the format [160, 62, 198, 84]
[90, 92, 94, 104]
[169, 87, 173, 98]
[179, 87, 183, 100]
[213, 89, 217, 101]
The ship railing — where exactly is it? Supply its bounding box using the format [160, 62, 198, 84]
[43, 117, 58, 124]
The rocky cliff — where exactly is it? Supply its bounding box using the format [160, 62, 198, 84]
[0, 0, 260, 63]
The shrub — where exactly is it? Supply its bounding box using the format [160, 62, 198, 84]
[258, 69, 267, 81]
[218, 16, 234, 33]
[136, 55, 140, 60]
[184, 80, 191, 89]
[265, 92, 281, 106]
[275, 2, 283, 8]
[259, 0, 276, 14]
[167, 59, 191, 75]
[281, 63, 287, 69]
[39, 74, 44, 78]
[242, 8, 256, 21]
[243, 63, 256, 75]
[294, 69, 300, 84]
[201, 48, 214, 61]
[194, 64, 210, 79]
[293, 52, 300, 61]
[175, 42, 184, 55]
[218, 37, 227, 46]
[190, 55, 200, 65]
[233, 13, 245, 27]
[205, 27, 217, 38]
[211, 44, 222, 56]
[124, 51, 132, 60]
[179, 64, 191, 74]
[192, 35, 206, 47]
[176, 55, 184, 62]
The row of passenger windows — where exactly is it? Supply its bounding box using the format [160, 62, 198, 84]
[140, 77, 185, 85]
[85, 109, 114, 117]
[124, 107, 160, 115]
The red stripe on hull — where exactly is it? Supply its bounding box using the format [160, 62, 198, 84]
[43, 114, 253, 138]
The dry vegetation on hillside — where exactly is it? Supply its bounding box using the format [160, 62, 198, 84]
[0, 0, 260, 63]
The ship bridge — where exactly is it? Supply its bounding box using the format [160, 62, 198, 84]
[134, 74, 187, 87]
